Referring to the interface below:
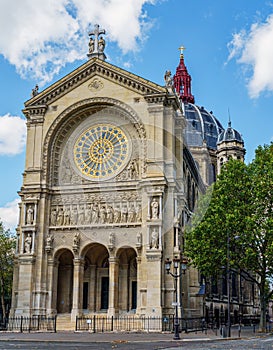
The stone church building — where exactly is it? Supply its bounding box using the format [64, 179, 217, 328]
[11, 26, 257, 325]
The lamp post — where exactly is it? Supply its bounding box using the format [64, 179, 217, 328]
[227, 232, 231, 337]
[165, 256, 187, 340]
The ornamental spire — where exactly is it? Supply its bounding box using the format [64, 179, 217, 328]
[173, 46, 195, 103]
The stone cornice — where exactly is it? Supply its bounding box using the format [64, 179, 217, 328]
[23, 105, 48, 123]
[24, 58, 166, 108]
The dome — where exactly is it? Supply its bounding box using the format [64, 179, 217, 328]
[183, 103, 224, 150]
[217, 121, 244, 144]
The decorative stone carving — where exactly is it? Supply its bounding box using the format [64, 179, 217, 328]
[99, 205, 107, 224]
[128, 204, 135, 223]
[106, 205, 114, 224]
[73, 232, 81, 253]
[121, 204, 128, 223]
[42, 99, 147, 184]
[88, 78, 103, 92]
[24, 233, 32, 254]
[85, 205, 92, 225]
[114, 205, 121, 223]
[164, 70, 173, 87]
[151, 198, 159, 220]
[136, 232, 142, 249]
[63, 206, 71, 226]
[91, 203, 99, 224]
[71, 206, 78, 225]
[150, 228, 159, 249]
[56, 207, 64, 226]
[31, 84, 39, 97]
[78, 205, 85, 225]
[49, 197, 142, 228]
[45, 233, 54, 253]
[26, 205, 34, 225]
[108, 232, 115, 251]
[50, 208, 57, 226]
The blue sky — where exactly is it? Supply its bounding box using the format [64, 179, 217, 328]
[0, 0, 273, 230]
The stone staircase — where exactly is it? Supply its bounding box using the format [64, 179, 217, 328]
[56, 314, 75, 331]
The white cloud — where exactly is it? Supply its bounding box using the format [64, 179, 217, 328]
[0, 0, 157, 85]
[227, 13, 273, 98]
[0, 114, 26, 155]
[0, 198, 20, 231]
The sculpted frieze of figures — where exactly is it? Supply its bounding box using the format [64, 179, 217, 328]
[50, 200, 142, 227]
[58, 157, 142, 185]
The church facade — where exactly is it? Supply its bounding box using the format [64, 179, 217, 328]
[11, 28, 257, 324]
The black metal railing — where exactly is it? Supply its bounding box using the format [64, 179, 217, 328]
[75, 315, 207, 333]
[3, 315, 57, 332]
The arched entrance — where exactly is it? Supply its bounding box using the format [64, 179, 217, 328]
[117, 247, 137, 313]
[82, 243, 109, 313]
[56, 249, 74, 313]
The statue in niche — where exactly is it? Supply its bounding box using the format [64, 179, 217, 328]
[85, 204, 92, 224]
[128, 204, 135, 223]
[106, 205, 114, 224]
[26, 205, 34, 225]
[56, 207, 64, 226]
[151, 198, 159, 220]
[127, 159, 138, 179]
[114, 205, 121, 223]
[150, 228, 159, 249]
[136, 232, 142, 246]
[63, 206, 71, 226]
[71, 206, 78, 225]
[91, 203, 99, 224]
[136, 203, 142, 222]
[24, 233, 32, 253]
[121, 204, 128, 223]
[78, 205, 85, 225]
[50, 208, 57, 226]
[99, 205, 107, 224]
[45, 233, 54, 252]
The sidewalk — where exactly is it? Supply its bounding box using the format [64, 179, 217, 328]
[0, 326, 263, 344]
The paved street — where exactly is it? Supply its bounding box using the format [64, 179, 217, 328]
[0, 329, 273, 350]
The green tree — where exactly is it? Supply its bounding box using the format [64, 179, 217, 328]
[0, 222, 15, 320]
[185, 144, 273, 332]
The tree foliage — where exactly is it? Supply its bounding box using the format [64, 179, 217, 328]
[0, 222, 15, 319]
[185, 143, 273, 331]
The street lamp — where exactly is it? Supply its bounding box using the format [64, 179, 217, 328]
[165, 256, 187, 340]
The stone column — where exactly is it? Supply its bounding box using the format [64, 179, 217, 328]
[108, 257, 119, 316]
[135, 256, 142, 314]
[71, 257, 84, 320]
[46, 258, 57, 315]
[145, 251, 162, 317]
[89, 265, 96, 312]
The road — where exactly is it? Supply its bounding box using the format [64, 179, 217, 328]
[0, 337, 273, 350]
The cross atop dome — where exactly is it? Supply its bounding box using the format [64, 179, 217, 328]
[87, 24, 107, 61]
[179, 45, 186, 59]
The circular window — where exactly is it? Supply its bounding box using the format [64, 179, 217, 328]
[73, 124, 129, 180]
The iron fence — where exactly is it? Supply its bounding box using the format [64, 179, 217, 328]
[75, 315, 207, 333]
[3, 315, 57, 332]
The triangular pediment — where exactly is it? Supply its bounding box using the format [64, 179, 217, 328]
[25, 58, 166, 107]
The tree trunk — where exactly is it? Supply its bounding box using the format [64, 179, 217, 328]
[259, 280, 267, 332]
[0, 276, 6, 320]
